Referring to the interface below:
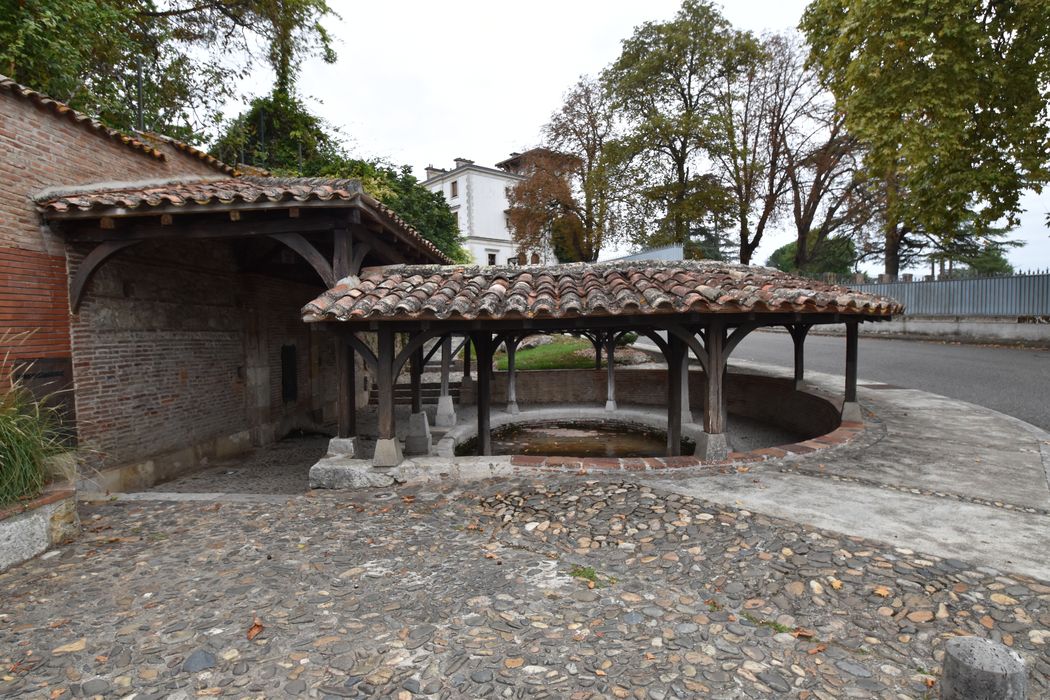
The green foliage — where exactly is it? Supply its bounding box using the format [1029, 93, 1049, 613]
[212, 93, 468, 261]
[767, 236, 855, 275]
[801, 0, 1050, 272]
[961, 247, 1014, 277]
[604, 0, 747, 246]
[0, 353, 66, 507]
[494, 337, 595, 371]
[616, 332, 638, 348]
[0, 0, 336, 137]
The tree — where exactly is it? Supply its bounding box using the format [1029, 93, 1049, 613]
[604, 0, 747, 248]
[801, 0, 1050, 276]
[212, 94, 468, 262]
[0, 0, 336, 137]
[507, 77, 627, 263]
[710, 33, 810, 264]
[767, 235, 855, 275]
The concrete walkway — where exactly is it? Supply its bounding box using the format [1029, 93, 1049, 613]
[647, 359, 1050, 581]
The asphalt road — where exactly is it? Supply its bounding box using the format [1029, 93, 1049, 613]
[732, 331, 1050, 432]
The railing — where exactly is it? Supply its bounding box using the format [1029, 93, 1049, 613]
[838, 272, 1050, 317]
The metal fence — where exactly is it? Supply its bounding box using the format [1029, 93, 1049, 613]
[849, 273, 1050, 317]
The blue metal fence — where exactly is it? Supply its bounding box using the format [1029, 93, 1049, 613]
[850, 273, 1050, 317]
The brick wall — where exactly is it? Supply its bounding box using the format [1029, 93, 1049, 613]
[69, 239, 334, 468]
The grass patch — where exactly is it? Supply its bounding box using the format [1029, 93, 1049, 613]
[0, 345, 67, 507]
[495, 336, 598, 371]
[569, 565, 617, 587]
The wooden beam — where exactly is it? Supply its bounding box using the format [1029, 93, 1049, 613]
[377, 328, 396, 442]
[69, 239, 141, 312]
[667, 335, 683, 456]
[43, 198, 361, 222]
[350, 224, 407, 266]
[703, 323, 727, 435]
[410, 343, 423, 414]
[474, 333, 493, 455]
[845, 320, 859, 403]
[336, 339, 355, 438]
[268, 233, 335, 287]
[333, 227, 352, 279]
[61, 215, 340, 242]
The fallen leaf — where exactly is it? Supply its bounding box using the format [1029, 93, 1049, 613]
[793, 628, 816, 639]
[807, 644, 827, 655]
[49, 689, 66, 699]
[830, 578, 843, 591]
[247, 618, 264, 641]
[52, 639, 86, 654]
[924, 678, 936, 688]
[873, 585, 891, 598]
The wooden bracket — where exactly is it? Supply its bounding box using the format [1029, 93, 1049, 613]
[69, 239, 141, 312]
[268, 233, 335, 287]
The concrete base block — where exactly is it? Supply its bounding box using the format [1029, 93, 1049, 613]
[507, 401, 520, 415]
[941, 636, 1027, 700]
[327, 437, 356, 457]
[695, 432, 730, 461]
[309, 459, 396, 489]
[605, 400, 617, 412]
[373, 438, 404, 467]
[841, 401, 863, 423]
[405, 412, 432, 456]
[435, 395, 457, 427]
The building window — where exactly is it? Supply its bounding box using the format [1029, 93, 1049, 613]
[450, 180, 458, 198]
[281, 345, 298, 403]
[530, 252, 540, 264]
[487, 252, 497, 266]
[453, 211, 459, 228]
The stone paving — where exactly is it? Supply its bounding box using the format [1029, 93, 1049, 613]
[2, 476, 1048, 699]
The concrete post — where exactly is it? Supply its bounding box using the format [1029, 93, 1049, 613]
[506, 337, 520, 414]
[605, 332, 617, 412]
[435, 335, 456, 427]
[941, 636, 1027, 700]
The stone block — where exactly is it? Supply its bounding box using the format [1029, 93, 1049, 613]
[327, 437, 356, 457]
[435, 395, 457, 427]
[841, 401, 863, 424]
[309, 459, 396, 489]
[695, 432, 729, 461]
[405, 412, 432, 455]
[373, 438, 404, 467]
[940, 636, 1027, 700]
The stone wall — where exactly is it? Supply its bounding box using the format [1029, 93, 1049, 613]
[472, 368, 841, 438]
[0, 487, 79, 573]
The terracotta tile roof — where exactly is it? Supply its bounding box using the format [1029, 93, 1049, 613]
[0, 74, 165, 161]
[302, 261, 903, 322]
[35, 176, 364, 213]
[137, 132, 238, 175]
[34, 176, 453, 264]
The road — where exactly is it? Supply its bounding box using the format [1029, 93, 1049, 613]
[731, 331, 1050, 432]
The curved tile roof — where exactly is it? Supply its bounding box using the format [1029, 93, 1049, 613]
[1, 75, 165, 161]
[35, 176, 453, 264]
[302, 261, 903, 322]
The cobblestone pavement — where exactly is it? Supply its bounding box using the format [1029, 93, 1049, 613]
[2, 478, 1048, 698]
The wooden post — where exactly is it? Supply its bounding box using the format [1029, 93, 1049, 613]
[463, 338, 472, 380]
[704, 323, 727, 435]
[680, 346, 692, 423]
[333, 227, 352, 279]
[474, 333, 492, 455]
[667, 335, 683, 457]
[506, 336, 519, 414]
[377, 329, 396, 442]
[410, 344, 423, 415]
[789, 324, 811, 389]
[605, 332, 617, 411]
[440, 335, 451, 397]
[845, 320, 859, 403]
[336, 338, 355, 438]
[593, 336, 602, 370]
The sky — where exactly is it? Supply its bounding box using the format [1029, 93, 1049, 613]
[229, 0, 1050, 272]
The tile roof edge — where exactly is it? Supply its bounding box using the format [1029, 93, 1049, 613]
[137, 132, 238, 176]
[32, 176, 230, 204]
[0, 74, 165, 162]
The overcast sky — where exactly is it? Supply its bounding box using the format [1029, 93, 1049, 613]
[234, 0, 1050, 271]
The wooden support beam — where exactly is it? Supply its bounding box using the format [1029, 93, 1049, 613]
[333, 227, 352, 279]
[845, 320, 859, 403]
[605, 331, 617, 411]
[268, 233, 335, 287]
[69, 239, 141, 312]
[61, 215, 341, 242]
[667, 335, 684, 456]
[336, 338, 355, 438]
[440, 335, 452, 397]
[703, 323, 727, 435]
[787, 324, 812, 388]
[410, 343, 423, 415]
[474, 333, 493, 456]
[463, 337, 472, 380]
[506, 336, 519, 414]
[376, 329, 396, 441]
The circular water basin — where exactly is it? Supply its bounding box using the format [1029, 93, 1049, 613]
[454, 420, 694, 458]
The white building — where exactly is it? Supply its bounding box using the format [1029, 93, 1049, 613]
[422, 156, 551, 266]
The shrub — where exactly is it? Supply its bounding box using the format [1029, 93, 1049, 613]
[0, 357, 66, 507]
[616, 332, 639, 347]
